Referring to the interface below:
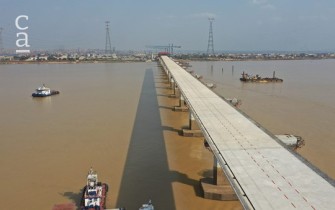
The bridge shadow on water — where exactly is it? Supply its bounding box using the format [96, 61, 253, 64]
[116, 69, 179, 209]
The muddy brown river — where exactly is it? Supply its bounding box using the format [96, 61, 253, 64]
[0, 60, 333, 209]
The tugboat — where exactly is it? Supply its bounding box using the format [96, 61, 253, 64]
[139, 200, 154, 210]
[80, 168, 108, 210]
[32, 84, 60, 97]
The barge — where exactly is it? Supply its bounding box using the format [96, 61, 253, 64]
[240, 71, 283, 83]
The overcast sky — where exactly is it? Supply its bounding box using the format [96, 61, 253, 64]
[1, 0, 335, 52]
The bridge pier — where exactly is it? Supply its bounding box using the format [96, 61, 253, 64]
[182, 112, 203, 137]
[169, 77, 181, 99]
[161, 63, 168, 76]
[173, 94, 188, 112]
[200, 156, 238, 201]
[164, 66, 168, 75]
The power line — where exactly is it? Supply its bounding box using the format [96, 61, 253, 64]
[207, 18, 215, 56]
[105, 21, 112, 54]
[0, 27, 4, 55]
[145, 44, 181, 55]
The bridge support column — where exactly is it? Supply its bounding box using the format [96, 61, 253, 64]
[160, 63, 166, 73]
[169, 78, 177, 98]
[174, 85, 181, 98]
[170, 77, 174, 89]
[213, 157, 228, 185]
[167, 72, 171, 82]
[165, 70, 170, 83]
[189, 112, 199, 130]
[161, 61, 168, 75]
[200, 155, 238, 201]
[174, 94, 188, 112]
[182, 112, 203, 137]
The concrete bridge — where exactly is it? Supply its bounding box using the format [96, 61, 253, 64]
[159, 55, 335, 210]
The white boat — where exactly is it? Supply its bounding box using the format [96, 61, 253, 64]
[32, 84, 59, 97]
[80, 168, 108, 210]
[139, 200, 154, 210]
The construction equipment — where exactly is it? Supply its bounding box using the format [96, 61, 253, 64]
[145, 44, 181, 55]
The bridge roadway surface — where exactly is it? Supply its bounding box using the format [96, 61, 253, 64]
[160, 56, 335, 210]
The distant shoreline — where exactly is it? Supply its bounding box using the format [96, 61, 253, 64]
[177, 57, 335, 62]
[0, 60, 146, 65]
[1, 57, 335, 65]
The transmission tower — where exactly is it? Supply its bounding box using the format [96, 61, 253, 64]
[207, 18, 215, 56]
[0, 27, 4, 55]
[105, 21, 112, 54]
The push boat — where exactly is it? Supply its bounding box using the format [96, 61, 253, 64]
[80, 168, 108, 210]
[139, 200, 154, 210]
[32, 84, 60, 97]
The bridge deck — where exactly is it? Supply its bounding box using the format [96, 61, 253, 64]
[160, 56, 335, 210]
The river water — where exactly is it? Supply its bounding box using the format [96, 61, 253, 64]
[0, 60, 334, 210]
[190, 59, 335, 179]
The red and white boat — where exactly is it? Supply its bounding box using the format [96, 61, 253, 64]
[80, 168, 108, 210]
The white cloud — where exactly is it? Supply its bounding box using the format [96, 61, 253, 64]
[187, 12, 217, 19]
[156, 14, 178, 21]
[298, 15, 328, 21]
[251, 0, 275, 10]
[271, 16, 283, 22]
[261, 4, 275, 10]
[257, 16, 283, 26]
[166, 15, 178, 19]
[257, 20, 263, 26]
[252, 0, 268, 4]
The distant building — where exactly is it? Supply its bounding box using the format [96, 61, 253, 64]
[78, 56, 86, 60]
[0, 56, 14, 61]
[39, 56, 48, 61]
[57, 54, 68, 60]
[26, 56, 37, 61]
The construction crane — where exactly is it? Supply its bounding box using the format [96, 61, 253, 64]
[145, 44, 181, 55]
